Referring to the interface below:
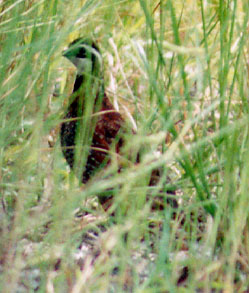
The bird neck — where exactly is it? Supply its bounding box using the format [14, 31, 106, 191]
[73, 74, 104, 105]
[74, 74, 88, 92]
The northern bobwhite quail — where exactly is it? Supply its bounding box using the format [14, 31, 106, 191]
[60, 38, 126, 184]
[60, 38, 177, 209]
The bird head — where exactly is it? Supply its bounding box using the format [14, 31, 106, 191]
[63, 38, 102, 76]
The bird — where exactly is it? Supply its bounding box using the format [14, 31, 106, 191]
[60, 38, 125, 181]
[60, 37, 178, 210]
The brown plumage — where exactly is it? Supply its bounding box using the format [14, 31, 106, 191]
[61, 92, 125, 184]
[60, 38, 177, 210]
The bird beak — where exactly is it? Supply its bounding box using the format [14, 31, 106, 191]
[62, 47, 70, 59]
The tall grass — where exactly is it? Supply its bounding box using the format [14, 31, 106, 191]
[0, 0, 249, 291]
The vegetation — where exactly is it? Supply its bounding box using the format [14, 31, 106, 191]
[0, 0, 248, 291]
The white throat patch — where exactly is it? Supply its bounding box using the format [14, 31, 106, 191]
[70, 57, 93, 74]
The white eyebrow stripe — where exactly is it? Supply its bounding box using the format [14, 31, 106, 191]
[78, 44, 102, 63]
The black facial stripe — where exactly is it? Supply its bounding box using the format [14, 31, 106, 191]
[69, 38, 100, 66]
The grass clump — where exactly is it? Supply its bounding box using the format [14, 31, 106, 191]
[0, 0, 249, 292]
